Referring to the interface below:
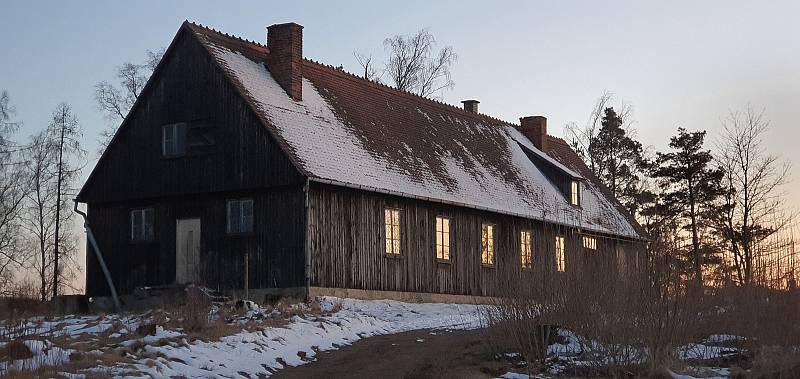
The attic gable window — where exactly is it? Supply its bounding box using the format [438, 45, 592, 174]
[385, 208, 401, 255]
[481, 223, 495, 266]
[130, 208, 154, 242]
[162, 123, 187, 157]
[435, 216, 451, 261]
[226, 198, 253, 234]
[555, 235, 566, 272]
[570, 181, 580, 206]
[520, 230, 533, 269]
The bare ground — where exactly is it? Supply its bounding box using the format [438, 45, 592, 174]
[272, 328, 513, 379]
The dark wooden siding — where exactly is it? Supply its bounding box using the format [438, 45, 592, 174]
[78, 29, 303, 204]
[86, 188, 305, 297]
[82, 29, 308, 297]
[308, 183, 646, 297]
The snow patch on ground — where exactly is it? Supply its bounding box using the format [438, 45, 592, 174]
[129, 297, 482, 377]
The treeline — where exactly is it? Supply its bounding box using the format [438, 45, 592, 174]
[566, 92, 793, 288]
[0, 91, 85, 300]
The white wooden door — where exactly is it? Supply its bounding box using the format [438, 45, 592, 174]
[176, 218, 201, 284]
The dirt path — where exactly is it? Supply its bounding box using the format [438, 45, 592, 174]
[272, 328, 509, 379]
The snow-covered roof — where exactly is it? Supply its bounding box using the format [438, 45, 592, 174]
[188, 23, 644, 239]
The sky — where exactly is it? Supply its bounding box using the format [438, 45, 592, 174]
[1, 1, 799, 290]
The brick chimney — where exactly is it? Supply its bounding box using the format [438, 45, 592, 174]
[266, 22, 303, 101]
[461, 100, 479, 114]
[518, 116, 548, 152]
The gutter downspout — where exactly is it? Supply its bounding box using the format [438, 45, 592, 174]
[303, 178, 311, 301]
[74, 200, 121, 311]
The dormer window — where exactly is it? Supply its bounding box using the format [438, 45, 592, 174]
[162, 123, 187, 157]
[570, 180, 580, 206]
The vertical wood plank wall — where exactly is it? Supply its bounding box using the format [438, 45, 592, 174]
[308, 183, 645, 297]
[86, 188, 306, 296]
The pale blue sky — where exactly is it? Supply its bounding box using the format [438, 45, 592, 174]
[2, 0, 799, 202]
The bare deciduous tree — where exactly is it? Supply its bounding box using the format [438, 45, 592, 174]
[715, 107, 794, 285]
[20, 103, 84, 300]
[0, 91, 28, 294]
[22, 130, 58, 301]
[356, 29, 456, 98]
[94, 48, 165, 153]
[353, 52, 381, 82]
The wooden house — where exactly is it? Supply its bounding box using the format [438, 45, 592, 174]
[77, 21, 648, 302]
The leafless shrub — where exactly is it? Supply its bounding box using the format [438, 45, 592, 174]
[482, 239, 705, 376]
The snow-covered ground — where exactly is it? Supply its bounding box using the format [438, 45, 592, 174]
[1, 297, 484, 377]
[0, 297, 753, 378]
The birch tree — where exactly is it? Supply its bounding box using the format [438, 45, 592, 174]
[355, 29, 456, 98]
[0, 91, 27, 294]
[22, 103, 84, 299]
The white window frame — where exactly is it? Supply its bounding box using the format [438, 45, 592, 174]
[555, 235, 566, 272]
[226, 198, 254, 234]
[130, 208, 154, 242]
[435, 216, 451, 261]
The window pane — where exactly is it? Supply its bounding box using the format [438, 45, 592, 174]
[482, 224, 494, 265]
[242, 199, 253, 233]
[143, 208, 154, 241]
[162, 125, 174, 156]
[385, 224, 392, 254]
[131, 210, 141, 240]
[385, 208, 401, 255]
[521, 231, 532, 269]
[228, 200, 242, 233]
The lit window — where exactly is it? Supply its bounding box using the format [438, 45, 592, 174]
[435, 216, 451, 261]
[385, 208, 401, 255]
[520, 230, 533, 269]
[162, 123, 188, 157]
[570, 181, 580, 206]
[555, 235, 566, 272]
[582, 236, 597, 250]
[227, 199, 253, 234]
[130, 208, 154, 241]
[481, 223, 495, 266]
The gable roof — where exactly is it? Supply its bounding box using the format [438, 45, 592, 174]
[138, 22, 646, 240]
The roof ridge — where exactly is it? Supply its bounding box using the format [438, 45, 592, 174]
[184, 21, 269, 50]
[183, 21, 516, 127]
[302, 58, 517, 126]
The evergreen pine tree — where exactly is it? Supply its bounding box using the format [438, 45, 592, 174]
[652, 127, 725, 283]
[592, 107, 646, 214]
